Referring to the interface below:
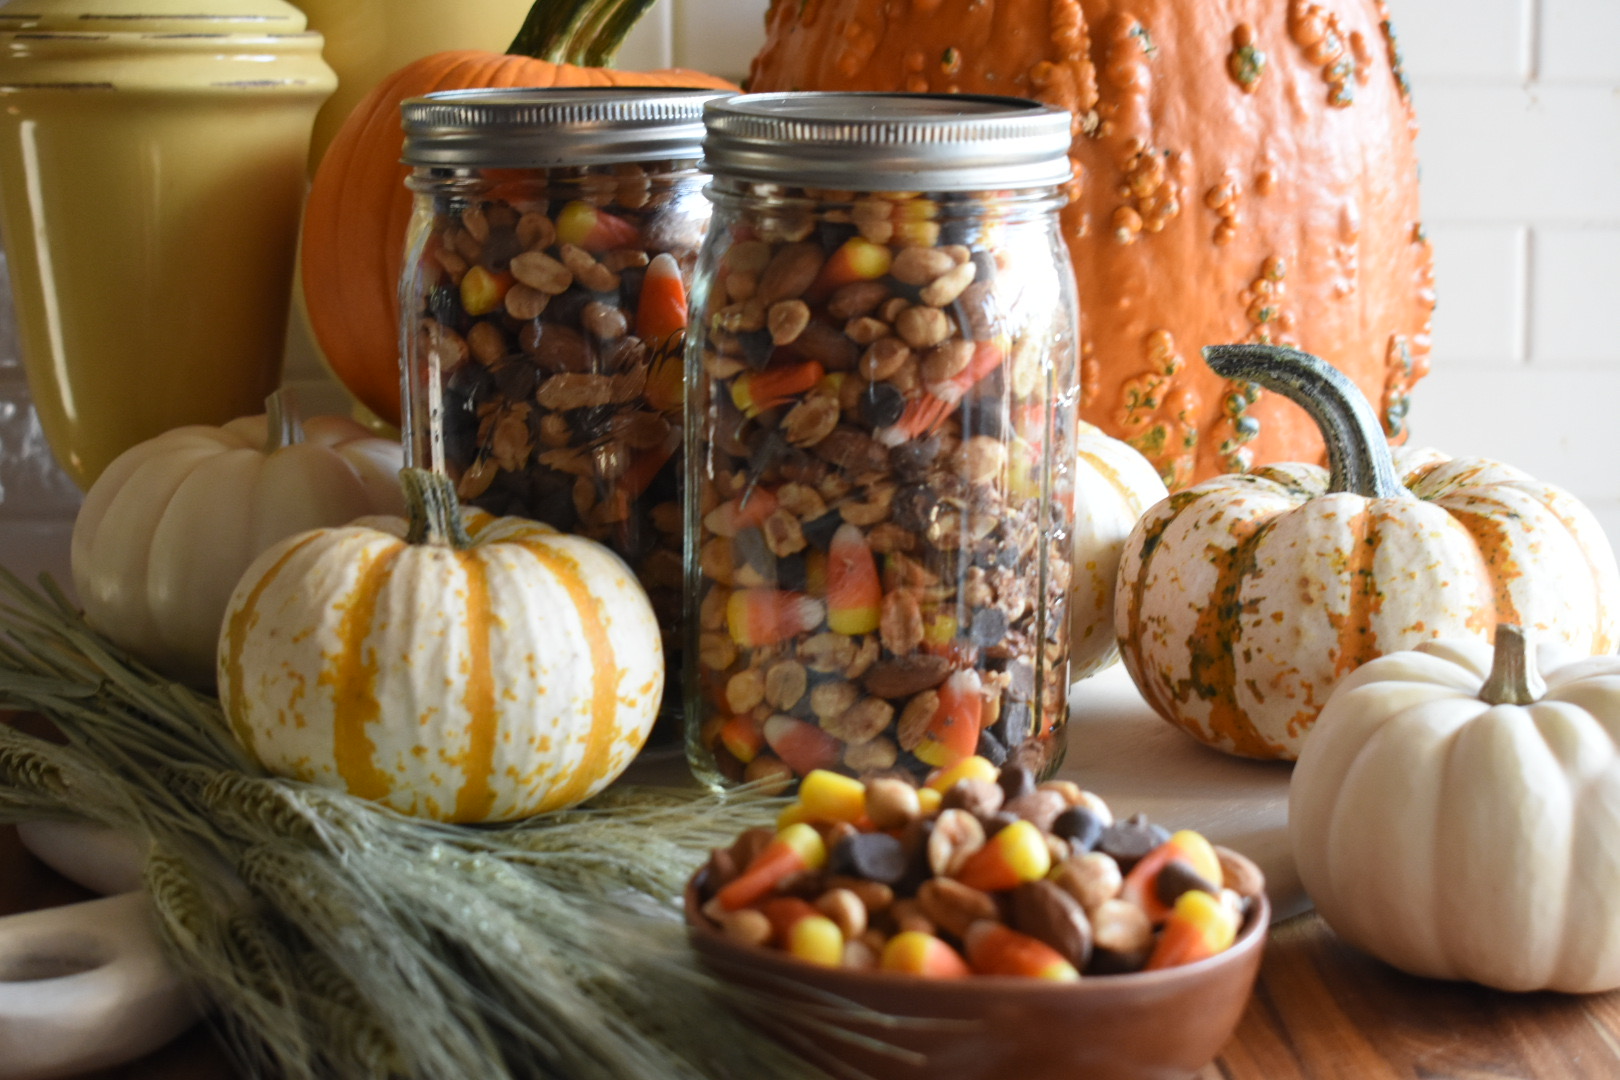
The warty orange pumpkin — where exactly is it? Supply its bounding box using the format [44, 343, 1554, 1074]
[299, 0, 735, 427]
[748, 0, 1434, 487]
[1115, 345, 1620, 761]
[217, 468, 664, 822]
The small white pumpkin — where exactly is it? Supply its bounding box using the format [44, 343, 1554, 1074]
[1069, 422, 1168, 681]
[217, 469, 662, 823]
[71, 392, 405, 685]
[1291, 625, 1620, 992]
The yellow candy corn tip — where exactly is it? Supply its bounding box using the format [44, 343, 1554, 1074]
[799, 770, 868, 823]
[788, 915, 844, 967]
[997, 820, 1053, 881]
[926, 755, 999, 793]
[776, 822, 828, 870]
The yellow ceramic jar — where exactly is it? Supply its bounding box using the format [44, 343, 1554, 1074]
[0, 0, 335, 488]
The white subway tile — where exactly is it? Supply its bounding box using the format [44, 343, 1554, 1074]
[1417, 84, 1620, 223]
[616, 0, 674, 72]
[0, 520, 74, 592]
[671, 0, 764, 83]
[1427, 224, 1526, 364]
[1541, 0, 1620, 82]
[1530, 227, 1620, 366]
[1393, 0, 1531, 81]
[1406, 366, 1620, 502]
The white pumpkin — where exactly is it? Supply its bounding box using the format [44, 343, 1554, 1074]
[71, 393, 405, 685]
[1069, 422, 1167, 681]
[217, 469, 662, 823]
[1291, 626, 1620, 992]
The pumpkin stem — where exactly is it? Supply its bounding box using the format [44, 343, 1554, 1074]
[401, 468, 474, 550]
[1201, 344, 1406, 500]
[1479, 625, 1546, 706]
[263, 389, 305, 454]
[507, 0, 659, 66]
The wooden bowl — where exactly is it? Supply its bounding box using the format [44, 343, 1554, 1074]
[684, 847, 1268, 1080]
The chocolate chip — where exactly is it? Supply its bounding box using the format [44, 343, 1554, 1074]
[992, 701, 1032, 747]
[830, 831, 908, 886]
[889, 435, 941, 481]
[981, 810, 1021, 837]
[998, 763, 1036, 802]
[736, 327, 776, 370]
[1099, 814, 1171, 872]
[802, 510, 844, 552]
[1052, 806, 1106, 853]
[1155, 859, 1222, 909]
[975, 728, 1008, 766]
[859, 381, 907, 428]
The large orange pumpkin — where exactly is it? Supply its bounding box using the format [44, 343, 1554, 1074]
[748, 0, 1435, 487]
[300, 1, 735, 427]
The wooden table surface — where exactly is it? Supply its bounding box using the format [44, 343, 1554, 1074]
[5, 824, 1618, 1080]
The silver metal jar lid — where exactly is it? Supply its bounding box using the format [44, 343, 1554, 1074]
[701, 92, 1073, 192]
[401, 86, 734, 168]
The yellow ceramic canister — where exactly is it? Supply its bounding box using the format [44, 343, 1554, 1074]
[290, 0, 533, 173]
[0, 0, 335, 488]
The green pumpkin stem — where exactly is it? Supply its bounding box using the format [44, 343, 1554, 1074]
[401, 468, 474, 550]
[507, 0, 659, 66]
[262, 389, 304, 454]
[1202, 344, 1407, 500]
[1479, 625, 1546, 706]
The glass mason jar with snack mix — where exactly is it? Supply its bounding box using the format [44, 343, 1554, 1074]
[685, 92, 1080, 790]
[400, 86, 732, 737]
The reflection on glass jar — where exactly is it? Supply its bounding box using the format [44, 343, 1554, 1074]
[686, 93, 1080, 790]
[399, 87, 730, 739]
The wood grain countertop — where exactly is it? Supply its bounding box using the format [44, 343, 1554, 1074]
[5, 823, 1619, 1080]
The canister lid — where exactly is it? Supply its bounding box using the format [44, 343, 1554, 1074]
[0, 0, 307, 34]
[401, 86, 735, 169]
[701, 92, 1074, 192]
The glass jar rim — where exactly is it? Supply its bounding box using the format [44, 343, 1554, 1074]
[401, 85, 735, 169]
[701, 91, 1073, 193]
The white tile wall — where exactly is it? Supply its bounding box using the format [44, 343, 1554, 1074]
[3, 0, 1619, 585]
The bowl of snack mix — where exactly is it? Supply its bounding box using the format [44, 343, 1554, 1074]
[684, 756, 1268, 1080]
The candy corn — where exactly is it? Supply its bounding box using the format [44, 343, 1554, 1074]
[705, 489, 780, 537]
[716, 823, 828, 911]
[730, 360, 825, 416]
[726, 588, 825, 647]
[636, 252, 688, 348]
[826, 524, 882, 636]
[796, 769, 868, 825]
[1121, 829, 1224, 925]
[763, 714, 844, 777]
[964, 921, 1080, 981]
[876, 338, 1006, 445]
[755, 897, 846, 967]
[913, 669, 985, 768]
[554, 199, 640, 251]
[954, 819, 1051, 892]
[881, 931, 971, 978]
[718, 714, 766, 764]
[459, 264, 512, 317]
[925, 755, 1000, 793]
[810, 236, 892, 296]
[1144, 888, 1241, 970]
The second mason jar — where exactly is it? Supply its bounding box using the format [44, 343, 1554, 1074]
[686, 92, 1080, 789]
[400, 86, 731, 734]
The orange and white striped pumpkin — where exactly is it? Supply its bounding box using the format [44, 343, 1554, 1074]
[1070, 422, 1168, 682]
[1116, 345, 1620, 760]
[217, 469, 663, 822]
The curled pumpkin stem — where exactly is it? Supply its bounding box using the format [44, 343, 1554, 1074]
[1480, 625, 1546, 706]
[1201, 344, 1405, 501]
[400, 468, 473, 550]
[507, 0, 661, 66]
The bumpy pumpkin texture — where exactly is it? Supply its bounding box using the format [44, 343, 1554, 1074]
[299, 0, 734, 426]
[1116, 345, 1620, 760]
[749, 0, 1434, 486]
[1291, 627, 1620, 993]
[71, 393, 405, 686]
[217, 469, 663, 823]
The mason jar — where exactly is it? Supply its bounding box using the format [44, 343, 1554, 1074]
[685, 92, 1079, 790]
[399, 86, 731, 739]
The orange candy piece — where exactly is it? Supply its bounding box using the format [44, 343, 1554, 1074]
[964, 922, 1080, 981]
[1144, 889, 1241, 971]
[716, 823, 828, 912]
[554, 199, 640, 251]
[826, 524, 881, 636]
[731, 360, 825, 416]
[763, 714, 844, 777]
[726, 588, 825, 647]
[881, 931, 971, 978]
[636, 251, 687, 348]
[913, 669, 984, 768]
[954, 819, 1051, 893]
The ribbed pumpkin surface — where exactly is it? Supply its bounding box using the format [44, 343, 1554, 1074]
[218, 510, 663, 822]
[1116, 448, 1620, 760]
[749, 0, 1434, 486]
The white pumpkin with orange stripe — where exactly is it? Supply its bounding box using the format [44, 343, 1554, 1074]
[1069, 422, 1169, 682]
[217, 468, 662, 822]
[1115, 345, 1620, 761]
